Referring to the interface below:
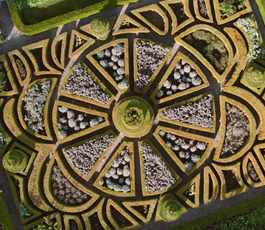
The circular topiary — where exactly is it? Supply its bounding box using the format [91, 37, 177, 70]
[242, 65, 265, 89]
[157, 194, 186, 222]
[112, 96, 154, 138]
[89, 18, 110, 40]
[3, 149, 29, 174]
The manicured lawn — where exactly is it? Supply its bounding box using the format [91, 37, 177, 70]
[15, 0, 100, 24]
[174, 192, 265, 230]
[210, 205, 265, 230]
[7, 0, 137, 35]
[0, 192, 13, 229]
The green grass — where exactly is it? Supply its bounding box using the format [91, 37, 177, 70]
[15, 0, 101, 24]
[0, 192, 13, 229]
[170, 191, 265, 230]
[7, 0, 138, 35]
[215, 206, 265, 230]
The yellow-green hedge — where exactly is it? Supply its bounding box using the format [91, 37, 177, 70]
[6, 0, 138, 35]
[256, 0, 265, 24]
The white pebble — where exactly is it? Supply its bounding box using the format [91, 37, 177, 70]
[105, 49, 111, 57]
[178, 83, 186, 90]
[197, 142, 206, 150]
[118, 60, 124, 67]
[117, 68, 125, 75]
[184, 64, 191, 73]
[174, 72, 181, 80]
[192, 77, 202, 86]
[100, 60, 108, 67]
[59, 106, 68, 113]
[163, 80, 171, 89]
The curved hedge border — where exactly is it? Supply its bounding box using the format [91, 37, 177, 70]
[6, 0, 137, 35]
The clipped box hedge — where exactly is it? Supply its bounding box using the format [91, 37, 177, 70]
[256, 0, 265, 24]
[6, 0, 138, 35]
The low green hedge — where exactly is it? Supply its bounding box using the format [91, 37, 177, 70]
[6, 0, 138, 35]
[256, 0, 265, 24]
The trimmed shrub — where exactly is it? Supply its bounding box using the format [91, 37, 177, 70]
[157, 194, 186, 222]
[89, 18, 111, 40]
[2, 149, 29, 174]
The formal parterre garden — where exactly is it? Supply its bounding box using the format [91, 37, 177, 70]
[1, 0, 265, 229]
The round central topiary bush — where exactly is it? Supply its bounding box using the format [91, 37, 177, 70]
[112, 96, 154, 138]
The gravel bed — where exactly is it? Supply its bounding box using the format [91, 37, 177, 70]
[157, 59, 202, 99]
[99, 147, 132, 193]
[221, 103, 249, 158]
[64, 63, 111, 104]
[23, 79, 51, 134]
[57, 106, 104, 139]
[161, 95, 213, 128]
[51, 165, 89, 205]
[141, 142, 176, 193]
[96, 44, 129, 90]
[159, 130, 207, 171]
[136, 39, 169, 88]
[62, 134, 116, 175]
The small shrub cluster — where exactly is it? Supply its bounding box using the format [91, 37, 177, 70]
[2, 148, 29, 174]
[89, 18, 110, 40]
[157, 193, 186, 222]
[186, 30, 228, 73]
[242, 65, 265, 90]
[33, 217, 59, 230]
[220, 0, 245, 18]
[235, 16, 262, 60]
